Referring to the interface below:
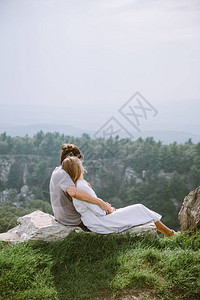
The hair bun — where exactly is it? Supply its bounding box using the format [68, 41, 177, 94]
[60, 143, 82, 164]
[61, 144, 67, 150]
[61, 144, 73, 151]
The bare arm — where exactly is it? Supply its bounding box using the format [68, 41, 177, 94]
[67, 186, 114, 214]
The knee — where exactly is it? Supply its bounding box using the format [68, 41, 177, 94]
[136, 204, 144, 208]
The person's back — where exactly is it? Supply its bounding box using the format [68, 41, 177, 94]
[49, 142, 113, 226]
[50, 166, 81, 225]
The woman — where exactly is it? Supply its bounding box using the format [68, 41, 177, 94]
[62, 156, 177, 237]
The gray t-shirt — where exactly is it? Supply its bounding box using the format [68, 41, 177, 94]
[49, 166, 81, 226]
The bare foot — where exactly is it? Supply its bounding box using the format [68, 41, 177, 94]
[165, 229, 176, 237]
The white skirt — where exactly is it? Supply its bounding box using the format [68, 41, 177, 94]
[84, 203, 162, 234]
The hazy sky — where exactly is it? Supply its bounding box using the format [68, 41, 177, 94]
[0, 0, 200, 134]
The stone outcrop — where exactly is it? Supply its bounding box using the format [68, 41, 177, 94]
[0, 157, 15, 183]
[0, 210, 157, 244]
[178, 186, 200, 231]
[118, 220, 157, 236]
[0, 210, 83, 244]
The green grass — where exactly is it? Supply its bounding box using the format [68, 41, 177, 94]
[0, 231, 200, 300]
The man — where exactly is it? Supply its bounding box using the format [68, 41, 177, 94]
[50, 143, 113, 228]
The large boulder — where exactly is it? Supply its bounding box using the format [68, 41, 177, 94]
[0, 210, 157, 244]
[178, 186, 200, 231]
[0, 210, 83, 244]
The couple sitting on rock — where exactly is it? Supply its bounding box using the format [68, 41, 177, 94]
[50, 143, 177, 237]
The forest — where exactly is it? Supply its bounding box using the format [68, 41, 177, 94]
[0, 131, 200, 232]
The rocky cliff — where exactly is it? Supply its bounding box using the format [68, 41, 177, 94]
[178, 186, 200, 231]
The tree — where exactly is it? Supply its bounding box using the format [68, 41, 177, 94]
[27, 199, 53, 214]
[7, 163, 23, 189]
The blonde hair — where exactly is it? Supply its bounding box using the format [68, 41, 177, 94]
[62, 156, 83, 185]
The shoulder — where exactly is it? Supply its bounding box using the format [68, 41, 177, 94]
[77, 180, 89, 189]
[51, 166, 74, 189]
[52, 166, 70, 178]
[76, 180, 97, 197]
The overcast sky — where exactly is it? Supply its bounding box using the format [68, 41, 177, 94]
[0, 0, 200, 134]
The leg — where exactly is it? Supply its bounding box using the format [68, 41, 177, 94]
[155, 220, 174, 237]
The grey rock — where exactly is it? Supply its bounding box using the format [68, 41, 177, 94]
[0, 232, 20, 244]
[0, 188, 18, 203]
[121, 221, 157, 236]
[0, 210, 83, 244]
[125, 167, 143, 184]
[178, 186, 200, 231]
[0, 157, 15, 183]
[0, 210, 157, 244]
[125, 167, 137, 181]
[20, 185, 29, 196]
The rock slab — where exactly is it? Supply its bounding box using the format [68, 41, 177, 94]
[0, 210, 157, 244]
[178, 186, 200, 231]
[0, 210, 83, 244]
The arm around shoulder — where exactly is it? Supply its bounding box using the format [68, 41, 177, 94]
[66, 186, 113, 214]
[66, 186, 78, 198]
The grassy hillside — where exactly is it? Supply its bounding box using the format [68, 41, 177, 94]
[0, 231, 199, 300]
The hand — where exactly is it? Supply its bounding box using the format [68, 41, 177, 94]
[98, 199, 114, 214]
[104, 201, 116, 214]
[106, 207, 116, 214]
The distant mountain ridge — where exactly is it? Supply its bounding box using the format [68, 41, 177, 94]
[0, 123, 199, 144]
[0, 123, 91, 138]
